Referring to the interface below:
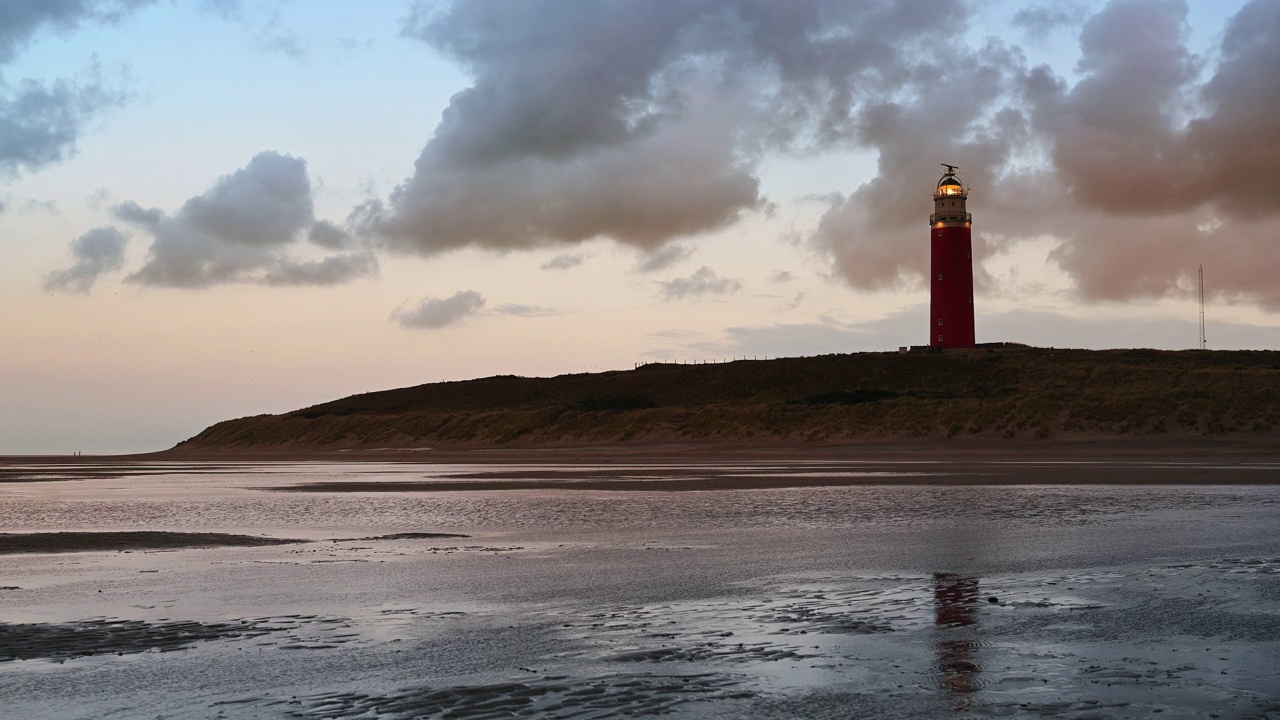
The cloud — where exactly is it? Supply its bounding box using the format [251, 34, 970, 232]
[801, 0, 1280, 311]
[0, 1, 155, 64]
[808, 35, 1033, 292]
[260, 254, 378, 287]
[976, 308, 1280, 351]
[377, 0, 1279, 310]
[117, 151, 375, 288]
[356, 1, 969, 259]
[717, 317, 874, 358]
[255, 30, 304, 60]
[44, 226, 129, 293]
[0, 194, 58, 214]
[356, 93, 762, 255]
[660, 266, 741, 301]
[392, 290, 486, 329]
[0, 1, 153, 176]
[772, 291, 807, 312]
[1028, 0, 1202, 217]
[307, 220, 354, 250]
[1015, 0, 1280, 308]
[652, 306, 1280, 359]
[0, 62, 126, 177]
[194, 0, 305, 58]
[770, 270, 795, 283]
[197, 0, 241, 21]
[541, 253, 584, 270]
[634, 243, 693, 273]
[494, 303, 555, 317]
[1011, 3, 1089, 39]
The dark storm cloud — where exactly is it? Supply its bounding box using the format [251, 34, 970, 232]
[44, 225, 128, 293]
[660, 266, 741, 301]
[0, 1, 151, 175]
[392, 290, 485, 329]
[117, 151, 375, 288]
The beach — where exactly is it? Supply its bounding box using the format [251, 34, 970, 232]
[2, 451, 1279, 718]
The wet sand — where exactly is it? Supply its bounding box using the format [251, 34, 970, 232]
[2, 455, 1279, 718]
[0, 531, 470, 555]
[0, 531, 304, 554]
[10, 434, 1280, 465]
[273, 460, 1280, 493]
[0, 615, 347, 662]
[6, 443, 1280, 492]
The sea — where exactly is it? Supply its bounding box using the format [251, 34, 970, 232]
[2, 459, 1279, 719]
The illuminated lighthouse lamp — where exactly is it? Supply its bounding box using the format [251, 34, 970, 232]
[929, 164, 976, 348]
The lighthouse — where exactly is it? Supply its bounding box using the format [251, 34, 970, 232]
[929, 164, 975, 348]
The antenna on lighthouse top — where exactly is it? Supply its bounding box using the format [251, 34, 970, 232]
[941, 163, 959, 174]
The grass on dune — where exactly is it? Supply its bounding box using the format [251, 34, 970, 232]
[177, 346, 1280, 448]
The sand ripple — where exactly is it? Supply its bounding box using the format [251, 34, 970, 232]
[262, 673, 752, 719]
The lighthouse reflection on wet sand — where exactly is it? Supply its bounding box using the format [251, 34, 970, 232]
[930, 164, 976, 348]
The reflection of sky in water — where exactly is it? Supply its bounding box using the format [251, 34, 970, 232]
[2, 463, 1278, 538]
[3, 464, 1280, 718]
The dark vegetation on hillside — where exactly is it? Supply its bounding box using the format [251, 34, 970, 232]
[178, 346, 1280, 448]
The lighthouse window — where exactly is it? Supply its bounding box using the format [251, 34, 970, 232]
[938, 274, 943, 280]
[938, 319, 944, 326]
[938, 334, 944, 342]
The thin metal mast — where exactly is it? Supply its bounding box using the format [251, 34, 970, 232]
[1198, 265, 1206, 350]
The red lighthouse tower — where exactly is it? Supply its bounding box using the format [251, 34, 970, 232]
[930, 164, 975, 348]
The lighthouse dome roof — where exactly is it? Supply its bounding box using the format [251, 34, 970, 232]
[937, 174, 964, 195]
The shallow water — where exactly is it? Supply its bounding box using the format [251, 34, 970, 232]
[2, 460, 1279, 718]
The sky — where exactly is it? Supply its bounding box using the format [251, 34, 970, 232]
[3, 0, 1279, 454]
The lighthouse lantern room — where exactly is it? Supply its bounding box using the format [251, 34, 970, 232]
[929, 164, 976, 348]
